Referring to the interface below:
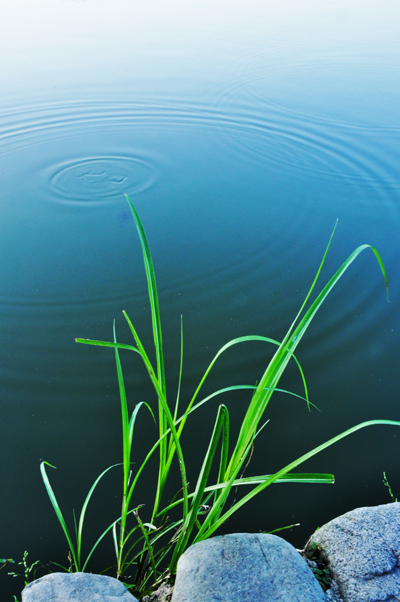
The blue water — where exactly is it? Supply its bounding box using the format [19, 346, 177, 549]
[1, 1, 400, 597]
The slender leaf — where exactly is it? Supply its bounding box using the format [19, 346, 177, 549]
[40, 462, 79, 570]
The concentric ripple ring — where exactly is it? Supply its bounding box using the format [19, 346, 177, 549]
[47, 155, 155, 206]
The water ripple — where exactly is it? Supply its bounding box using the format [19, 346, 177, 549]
[47, 155, 155, 206]
[229, 43, 400, 131]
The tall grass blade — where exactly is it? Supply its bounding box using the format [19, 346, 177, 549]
[40, 462, 79, 571]
[113, 322, 130, 488]
[77, 464, 120, 568]
[173, 315, 184, 424]
[228, 242, 389, 476]
[155, 473, 334, 517]
[125, 197, 167, 479]
[125, 195, 166, 399]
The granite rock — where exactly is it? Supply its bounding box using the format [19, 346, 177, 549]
[21, 572, 138, 602]
[306, 502, 400, 602]
[171, 532, 326, 602]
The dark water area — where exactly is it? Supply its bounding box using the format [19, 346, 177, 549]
[1, 0, 400, 598]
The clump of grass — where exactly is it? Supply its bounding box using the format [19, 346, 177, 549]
[41, 196, 400, 596]
[8, 551, 41, 587]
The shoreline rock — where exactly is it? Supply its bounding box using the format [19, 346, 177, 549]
[306, 502, 400, 602]
[21, 572, 138, 602]
[171, 532, 326, 602]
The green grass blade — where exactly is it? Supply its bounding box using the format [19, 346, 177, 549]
[134, 506, 158, 585]
[229, 243, 389, 476]
[126, 198, 165, 391]
[267, 523, 300, 534]
[283, 220, 338, 344]
[75, 339, 141, 354]
[40, 462, 79, 571]
[50, 561, 71, 572]
[129, 402, 155, 450]
[168, 315, 184, 481]
[113, 322, 130, 489]
[82, 519, 117, 572]
[155, 473, 334, 517]
[125, 195, 166, 398]
[112, 323, 131, 576]
[76, 463, 121, 570]
[122, 311, 160, 396]
[125, 195, 167, 487]
[191, 385, 312, 413]
[217, 403, 230, 488]
[226, 473, 335, 485]
[289, 245, 388, 352]
[173, 315, 184, 424]
[73, 509, 78, 546]
[112, 521, 119, 561]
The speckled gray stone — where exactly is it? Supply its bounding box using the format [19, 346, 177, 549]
[21, 572, 138, 602]
[171, 532, 326, 602]
[306, 503, 400, 602]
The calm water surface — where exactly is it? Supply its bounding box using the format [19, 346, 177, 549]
[1, 0, 400, 598]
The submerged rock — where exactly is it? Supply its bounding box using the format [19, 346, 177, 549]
[306, 502, 400, 602]
[21, 572, 138, 602]
[171, 532, 326, 602]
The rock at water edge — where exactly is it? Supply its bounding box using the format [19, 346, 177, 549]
[171, 532, 326, 602]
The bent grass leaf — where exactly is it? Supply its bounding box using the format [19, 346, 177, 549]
[154, 472, 334, 518]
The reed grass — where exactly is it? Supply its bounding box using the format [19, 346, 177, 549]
[41, 196, 400, 595]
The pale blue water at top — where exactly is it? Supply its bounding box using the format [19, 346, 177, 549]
[1, 0, 400, 597]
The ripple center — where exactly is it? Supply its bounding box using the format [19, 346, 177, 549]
[47, 155, 155, 205]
